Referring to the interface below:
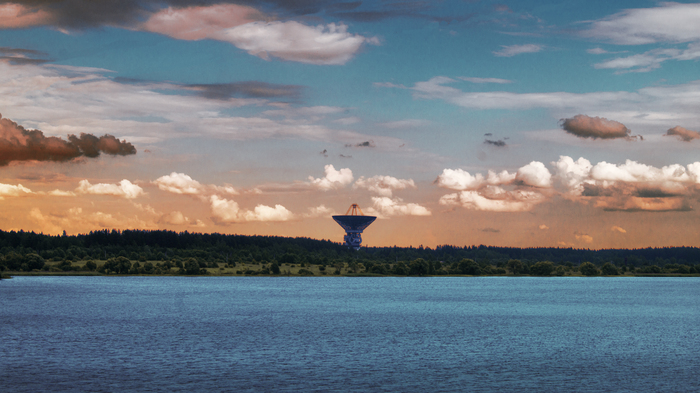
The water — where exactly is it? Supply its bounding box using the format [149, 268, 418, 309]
[2, 276, 699, 392]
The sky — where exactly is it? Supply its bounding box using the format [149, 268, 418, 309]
[1, 0, 700, 249]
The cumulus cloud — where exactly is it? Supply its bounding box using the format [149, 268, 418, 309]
[516, 161, 552, 188]
[217, 21, 373, 65]
[611, 226, 627, 233]
[665, 126, 700, 142]
[368, 197, 431, 217]
[76, 179, 144, 199]
[142, 4, 261, 41]
[354, 175, 416, 197]
[560, 114, 639, 140]
[439, 189, 545, 212]
[493, 44, 543, 57]
[0, 183, 32, 199]
[308, 165, 354, 190]
[539, 224, 549, 230]
[0, 114, 136, 165]
[209, 195, 293, 223]
[303, 205, 335, 218]
[153, 172, 204, 195]
[153, 172, 238, 197]
[439, 156, 700, 213]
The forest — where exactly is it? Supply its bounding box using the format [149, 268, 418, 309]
[1, 229, 699, 277]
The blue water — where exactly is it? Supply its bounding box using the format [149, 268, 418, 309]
[2, 277, 699, 392]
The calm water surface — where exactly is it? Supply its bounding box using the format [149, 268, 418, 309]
[2, 276, 699, 392]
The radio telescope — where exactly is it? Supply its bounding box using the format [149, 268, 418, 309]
[332, 204, 376, 250]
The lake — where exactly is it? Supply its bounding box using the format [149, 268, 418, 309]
[2, 276, 699, 392]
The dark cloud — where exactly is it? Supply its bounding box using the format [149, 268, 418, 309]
[484, 132, 492, 136]
[345, 140, 375, 148]
[0, 114, 136, 165]
[186, 81, 304, 100]
[664, 126, 700, 142]
[339, 154, 352, 158]
[560, 114, 641, 140]
[114, 77, 303, 101]
[481, 227, 500, 233]
[484, 139, 506, 147]
[0, 47, 51, 65]
[320, 149, 328, 157]
[2, 0, 474, 29]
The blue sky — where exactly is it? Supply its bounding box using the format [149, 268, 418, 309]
[1, 0, 700, 248]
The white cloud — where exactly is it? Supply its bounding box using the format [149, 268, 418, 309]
[439, 189, 545, 212]
[435, 168, 485, 191]
[493, 44, 543, 57]
[368, 197, 431, 217]
[48, 189, 76, 197]
[0, 183, 32, 199]
[584, 3, 700, 45]
[354, 175, 416, 197]
[458, 77, 513, 84]
[308, 165, 354, 190]
[552, 156, 593, 194]
[516, 161, 552, 188]
[209, 195, 294, 223]
[216, 21, 372, 65]
[153, 172, 204, 195]
[76, 179, 144, 199]
[142, 4, 259, 41]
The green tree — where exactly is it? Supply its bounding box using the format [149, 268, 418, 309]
[408, 258, 429, 276]
[270, 262, 281, 275]
[507, 259, 524, 275]
[84, 260, 97, 271]
[530, 261, 554, 276]
[600, 262, 619, 275]
[392, 262, 408, 275]
[183, 258, 202, 275]
[579, 262, 599, 276]
[458, 259, 481, 275]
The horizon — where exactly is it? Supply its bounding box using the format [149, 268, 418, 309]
[1, 1, 700, 249]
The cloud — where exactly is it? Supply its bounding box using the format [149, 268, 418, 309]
[516, 161, 552, 188]
[595, 197, 691, 212]
[381, 119, 430, 129]
[345, 140, 375, 148]
[665, 126, 700, 142]
[153, 172, 205, 195]
[459, 77, 513, 84]
[611, 226, 627, 233]
[0, 183, 32, 199]
[560, 114, 639, 140]
[308, 165, 354, 190]
[209, 195, 293, 223]
[184, 81, 303, 100]
[439, 188, 545, 212]
[484, 139, 506, 147]
[367, 197, 431, 217]
[214, 21, 374, 65]
[575, 233, 593, 244]
[0, 47, 51, 65]
[493, 44, 543, 57]
[354, 175, 416, 197]
[0, 3, 53, 28]
[157, 211, 204, 226]
[303, 204, 335, 218]
[76, 179, 144, 199]
[539, 224, 549, 230]
[0, 114, 136, 165]
[142, 4, 261, 41]
[481, 227, 500, 233]
[584, 3, 700, 45]
[436, 168, 517, 191]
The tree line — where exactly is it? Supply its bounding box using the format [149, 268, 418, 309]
[0, 229, 699, 276]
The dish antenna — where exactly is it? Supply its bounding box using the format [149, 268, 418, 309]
[332, 204, 376, 250]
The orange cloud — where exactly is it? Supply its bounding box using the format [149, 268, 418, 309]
[0, 3, 52, 28]
[142, 4, 260, 41]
